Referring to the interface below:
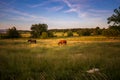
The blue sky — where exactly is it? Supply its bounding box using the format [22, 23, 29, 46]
[0, 0, 120, 30]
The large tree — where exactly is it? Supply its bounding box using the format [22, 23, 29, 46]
[6, 27, 20, 38]
[30, 23, 48, 38]
[107, 6, 120, 26]
[106, 6, 120, 37]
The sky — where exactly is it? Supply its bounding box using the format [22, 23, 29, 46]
[0, 0, 120, 30]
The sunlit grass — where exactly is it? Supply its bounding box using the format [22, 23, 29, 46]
[53, 32, 79, 37]
[20, 33, 31, 38]
[0, 37, 120, 80]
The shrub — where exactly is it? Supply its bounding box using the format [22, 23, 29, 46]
[77, 29, 91, 36]
[67, 30, 73, 37]
[102, 29, 120, 37]
[48, 31, 54, 37]
[41, 32, 48, 39]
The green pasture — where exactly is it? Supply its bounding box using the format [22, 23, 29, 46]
[0, 37, 120, 80]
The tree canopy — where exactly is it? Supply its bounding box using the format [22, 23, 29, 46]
[6, 27, 20, 38]
[30, 23, 48, 38]
[107, 6, 120, 26]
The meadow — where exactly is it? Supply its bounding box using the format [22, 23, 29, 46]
[0, 36, 120, 80]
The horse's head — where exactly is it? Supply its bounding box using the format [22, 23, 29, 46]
[27, 39, 36, 43]
[28, 39, 31, 42]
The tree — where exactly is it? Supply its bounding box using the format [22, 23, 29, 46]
[6, 27, 20, 38]
[30, 23, 48, 38]
[106, 6, 120, 37]
[92, 27, 102, 35]
[107, 6, 120, 26]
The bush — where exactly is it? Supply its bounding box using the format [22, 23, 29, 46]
[77, 29, 91, 36]
[0, 34, 7, 39]
[67, 30, 73, 37]
[102, 29, 120, 37]
[48, 31, 54, 37]
[41, 32, 48, 39]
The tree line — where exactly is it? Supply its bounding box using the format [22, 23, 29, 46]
[0, 6, 120, 39]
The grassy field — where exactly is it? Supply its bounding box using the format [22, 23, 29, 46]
[0, 37, 120, 80]
[20, 32, 79, 38]
[53, 32, 79, 37]
[20, 33, 31, 38]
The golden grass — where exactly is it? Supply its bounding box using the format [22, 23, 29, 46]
[21, 33, 31, 38]
[53, 32, 79, 37]
[54, 32, 64, 37]
[0, 36, 119, 49]
[0, 37, 120, 80]
[26, 36, 120, 48]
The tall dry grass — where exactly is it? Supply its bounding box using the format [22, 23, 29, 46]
[0, 37, 120, 80]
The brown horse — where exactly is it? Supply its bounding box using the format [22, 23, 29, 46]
[28, 39, 36, 43]
[58, 40, 67, 45]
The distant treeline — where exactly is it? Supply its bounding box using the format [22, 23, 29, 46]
[0, 26, 120, 39]
[18, 30, 31, 33]
[48, 26, 120, 37]
[48, 28, 95, 32]
[18, 26, 120, 37]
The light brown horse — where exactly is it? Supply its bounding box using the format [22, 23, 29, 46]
[28, 39, 36, 43]
[58, 40, 67, 45]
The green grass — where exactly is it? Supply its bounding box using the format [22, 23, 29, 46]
[0, 38, 120, 80]
[53, 32, 79, 37]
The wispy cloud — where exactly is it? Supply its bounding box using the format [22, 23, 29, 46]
[0, 7, 48, 30]
[28, 0, 64, 12]
[62, 0, 83, 17]
[29, 1, 51, 8]
[29, 0, 62, 8]
[64, 8, 77, 13]
[62, 0, 111, 19]
[0, 0, 49, 30]
[0, 0, 117, 29]
[0, 7, 47, 22]
[46, 6, 63, 11]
